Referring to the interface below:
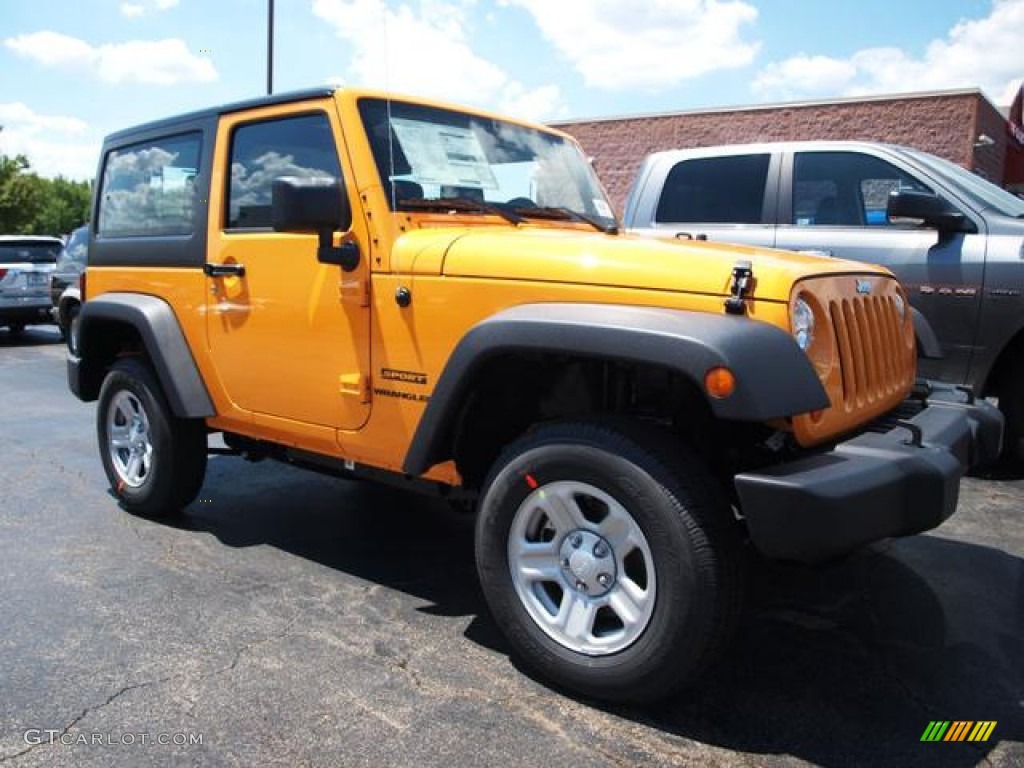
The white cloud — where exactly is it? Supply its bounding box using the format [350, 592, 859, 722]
[4, 31, 217, 85]
[120, 0, 179, 16]
[753, 0, 1024, 104]
[501, 0, 760, 91]
[311, 0, 564, 121]
[0, 103, 99, 180]
[499, 83, 567, 122]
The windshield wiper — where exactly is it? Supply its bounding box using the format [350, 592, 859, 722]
[398, 197, 524, 225]
[509, 205, 618, 234]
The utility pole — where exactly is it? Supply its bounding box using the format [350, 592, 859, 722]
[266, 0, 274, 95]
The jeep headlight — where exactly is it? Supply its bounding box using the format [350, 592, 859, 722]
[893, 292, 906, 320]
[792, 295, 814, 351]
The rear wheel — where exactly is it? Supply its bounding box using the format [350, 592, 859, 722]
[997, 358, 1024, 463]
[97, 358, 207, 516]
[475, 421, 741, 702]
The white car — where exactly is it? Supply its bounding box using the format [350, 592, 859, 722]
[0, 235, 62, 334]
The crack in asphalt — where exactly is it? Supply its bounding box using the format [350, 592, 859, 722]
[0, 678, 172, 764]
[379, 644, 707, 767]
[0, 612, 301, 764]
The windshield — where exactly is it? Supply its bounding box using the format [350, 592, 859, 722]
[57, 226, 89, 269]
[0, 242, 61, 264]
[358, 98, 617, 229]
[905, 148, 1024, 218]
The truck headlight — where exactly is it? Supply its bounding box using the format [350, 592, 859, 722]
[792, 295, 814, 351]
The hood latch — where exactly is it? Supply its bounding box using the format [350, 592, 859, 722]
[724, 261, 754, 315]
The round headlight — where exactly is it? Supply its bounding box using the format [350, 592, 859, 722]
[792, 296, 815, 351]
[893, 293, 906, 320]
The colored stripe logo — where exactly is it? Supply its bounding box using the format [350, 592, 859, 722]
[921, 721, 997, 742]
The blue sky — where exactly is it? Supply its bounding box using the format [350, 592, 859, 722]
[1, 0, 1022, 180]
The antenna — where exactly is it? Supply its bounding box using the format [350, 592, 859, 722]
[266, 0, 274, 95]
[383, 7, 396, 210]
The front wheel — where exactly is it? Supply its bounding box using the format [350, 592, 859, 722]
[475, 421, 741, 702]
[97, 358, 207, 516]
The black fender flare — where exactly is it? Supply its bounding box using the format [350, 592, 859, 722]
[72, 292, 215, 418]
[403, 303, 828, 476]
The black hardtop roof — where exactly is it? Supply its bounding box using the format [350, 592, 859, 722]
[103, 87, 336, 144]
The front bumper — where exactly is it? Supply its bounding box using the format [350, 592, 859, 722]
[735, 382, 1002, 563]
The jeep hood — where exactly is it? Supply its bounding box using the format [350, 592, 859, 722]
[415, 227, 889, 300]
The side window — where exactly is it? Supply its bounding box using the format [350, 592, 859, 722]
[793, 151, 931, 227]
[227, 113, 342, 229]
[97, 133, 201, 237]
[655, 154, 770, 224]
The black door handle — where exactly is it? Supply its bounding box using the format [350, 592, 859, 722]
[204, 263, 246, 277]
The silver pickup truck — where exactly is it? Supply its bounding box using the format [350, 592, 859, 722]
[624, 140, 1024, 459]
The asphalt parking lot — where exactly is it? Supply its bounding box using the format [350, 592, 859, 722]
[1, 326, 1022, 768]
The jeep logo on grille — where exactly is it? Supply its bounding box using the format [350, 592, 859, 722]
[856, 279, 872, 295]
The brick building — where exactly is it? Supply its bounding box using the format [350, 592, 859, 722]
[555, 87, 1024, 216]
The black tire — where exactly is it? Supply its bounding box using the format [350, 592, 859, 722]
[65, 303, 81, 355]
[475, 420, 742, 703]
[997, 358, 1024, 463]
[97, 357, 207, 516]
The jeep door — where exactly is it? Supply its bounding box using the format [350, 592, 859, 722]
[773, 148, 986, 384]
[205, 102, 371, 438]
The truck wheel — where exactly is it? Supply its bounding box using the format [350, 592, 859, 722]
[97, 358, 207, 516]
[475, 421, 741, 702]
[998, 360, 1024, 462]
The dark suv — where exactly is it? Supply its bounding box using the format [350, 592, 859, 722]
[50, 224, 88, 347]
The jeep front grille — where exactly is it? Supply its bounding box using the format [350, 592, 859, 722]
[829, 295, 908, 410]
[790, 275, 914, 447]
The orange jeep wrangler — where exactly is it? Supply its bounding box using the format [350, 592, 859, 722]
[70, 87, 1001, 702]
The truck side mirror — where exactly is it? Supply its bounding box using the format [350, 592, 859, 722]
[887, 190, 975, 234]
[271, 176, 359, 270]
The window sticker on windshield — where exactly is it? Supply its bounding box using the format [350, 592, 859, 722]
[593, 199, 613, 218]
[391, 118, 497, 189]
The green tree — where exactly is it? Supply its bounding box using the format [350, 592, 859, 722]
[0, 154, 45, 234]
[0, 153, 91, 236]
[29, 176, 92, 236]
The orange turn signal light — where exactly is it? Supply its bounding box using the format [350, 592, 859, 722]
[704, 366, 736, 399]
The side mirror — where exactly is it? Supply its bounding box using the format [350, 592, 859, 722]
[887, 190, 974, 234]
[271, 176, 359, 270]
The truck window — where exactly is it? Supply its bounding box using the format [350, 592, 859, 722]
[654, 154, 770, 224]
[97, 133, 201, 238]
[227, 113, 343, 229]
[793, 151, 931, 227]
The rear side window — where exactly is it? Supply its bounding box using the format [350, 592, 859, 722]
[793, 151, 932, 227]
[97, 133, 201, 237]
[655, 154, 770, 224]
[0, 241, 61, 264]
[227, 113, 342, 229]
